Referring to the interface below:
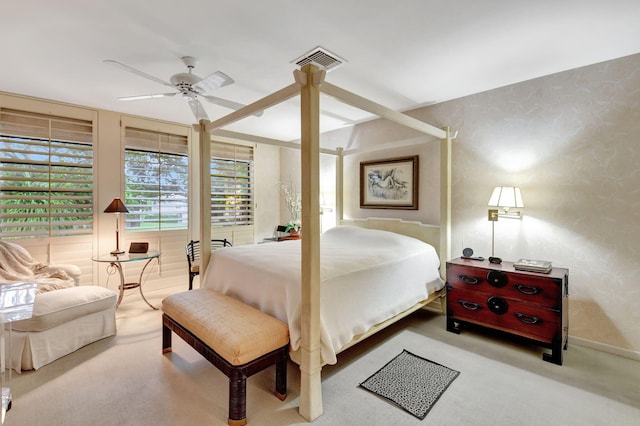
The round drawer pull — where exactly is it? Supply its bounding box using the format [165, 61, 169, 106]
[487, 296, 508, 314]
[487, 270, 507, 288]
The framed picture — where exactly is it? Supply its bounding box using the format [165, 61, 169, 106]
[360, 155, 419, 209]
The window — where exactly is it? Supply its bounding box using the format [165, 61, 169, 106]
[0, 108, 93, 238]
[210, 142, 254, 227]
[124, 128, 189, 231]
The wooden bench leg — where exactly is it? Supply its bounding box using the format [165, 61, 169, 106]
[162, 313, 288, 425]
[274, 349, 287, 401]
[228, 369, 247, 426]
[162, 321, 172, 354]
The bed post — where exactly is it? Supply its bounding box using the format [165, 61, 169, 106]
[298, 64, 324, 421]
[336, 147, 344, 223]
[440, 127, 452, 278]
[198, 119, 212, 273]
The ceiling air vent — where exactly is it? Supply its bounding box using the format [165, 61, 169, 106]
[292, 47, 345, 71]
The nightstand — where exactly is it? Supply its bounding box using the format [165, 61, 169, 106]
[446, 258, 569, 365]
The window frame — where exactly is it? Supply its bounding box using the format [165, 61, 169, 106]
[210, 141, 254, 228]
[0, 108, 94, 239]
[123, 127, 189, 232]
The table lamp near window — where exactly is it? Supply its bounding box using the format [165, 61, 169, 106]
[104, 197, 129, 255]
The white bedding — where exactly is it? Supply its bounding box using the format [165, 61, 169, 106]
[201, 225, 443, 364]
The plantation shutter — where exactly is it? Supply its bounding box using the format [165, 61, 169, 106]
[210, 141, 254, 227]
[0, 108, 93, 238]
[124, 127, 189, 231]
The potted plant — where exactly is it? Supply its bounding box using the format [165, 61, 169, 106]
[280, 180, 302, 237]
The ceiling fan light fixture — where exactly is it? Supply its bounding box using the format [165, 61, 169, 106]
[170, 73, 201, 87]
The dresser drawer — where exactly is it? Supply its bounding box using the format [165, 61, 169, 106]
[447, 287, 560, 344]
[447, 263, 561, 308]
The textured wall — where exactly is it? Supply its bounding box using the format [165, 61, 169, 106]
[284, 53, 640, 354]
[412, 53, 640, 354]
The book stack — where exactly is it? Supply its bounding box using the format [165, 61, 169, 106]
[514, 259, 552, 274]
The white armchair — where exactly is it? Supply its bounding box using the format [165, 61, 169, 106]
[0, 240, 117, 372]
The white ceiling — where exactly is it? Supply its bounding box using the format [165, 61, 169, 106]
[3, 1, 640, 141]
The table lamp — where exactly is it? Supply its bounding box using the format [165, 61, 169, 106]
[104, 197, 129, 255]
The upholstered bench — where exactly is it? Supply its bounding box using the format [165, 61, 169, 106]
[162, 288, 290, 426]
[9, 285, 117, 372]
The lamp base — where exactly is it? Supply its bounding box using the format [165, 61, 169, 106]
[110, 249, 125, 255]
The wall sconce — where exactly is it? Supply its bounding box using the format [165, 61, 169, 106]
[488, 186, 524, 219]
[488, 186, 524, 256]
[104, 197, 129, 255]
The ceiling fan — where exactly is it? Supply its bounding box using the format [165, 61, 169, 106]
[104, 56, 259, 121]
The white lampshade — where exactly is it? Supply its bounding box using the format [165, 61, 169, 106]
[488, 186, 524, 208]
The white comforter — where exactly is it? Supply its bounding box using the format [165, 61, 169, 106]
[201, 225, 443, 364]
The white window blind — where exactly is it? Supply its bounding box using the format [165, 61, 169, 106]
[210, 141, 254, 227]
[0, 108, 94, 238]
[124, 127, 189, 231]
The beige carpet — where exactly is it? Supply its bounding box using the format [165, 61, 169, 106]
[8, 286, 640, 425]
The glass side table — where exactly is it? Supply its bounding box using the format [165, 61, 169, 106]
[1, 281, 37, 423]
[92, 250, 161, 310]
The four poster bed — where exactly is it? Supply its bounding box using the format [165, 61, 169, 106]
[202, 223, 444, 365]
[196, 65, 452, 421]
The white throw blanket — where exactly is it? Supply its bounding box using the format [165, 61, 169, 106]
[0, 241, 76, 293]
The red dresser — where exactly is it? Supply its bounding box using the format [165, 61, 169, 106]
[446, 258, 569, 365]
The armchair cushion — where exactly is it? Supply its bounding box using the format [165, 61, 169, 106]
[11, 286, 117, 332]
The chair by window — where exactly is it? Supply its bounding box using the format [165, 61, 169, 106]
[185, 239, 232, 290]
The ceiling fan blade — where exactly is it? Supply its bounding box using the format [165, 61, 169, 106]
[193, 71, 234, 93]
[202, 95, 263, 117]
[117, 93, 177, 101]
[187, 98, 210, 121]
[104, 59, 174, 88]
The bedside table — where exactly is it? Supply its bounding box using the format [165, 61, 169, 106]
[446, 257, 569, 365]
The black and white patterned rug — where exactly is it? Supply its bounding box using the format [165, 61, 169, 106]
[359, 349, 460, 420]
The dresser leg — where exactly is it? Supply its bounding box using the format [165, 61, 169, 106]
[543, 338, 564, 365]
[446, 317, 461, 334]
